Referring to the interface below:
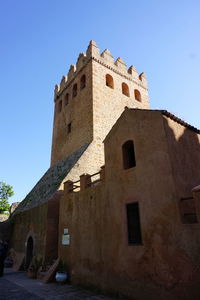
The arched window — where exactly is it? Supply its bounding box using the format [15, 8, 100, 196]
[72, 84, 77, 97]
[122, 140, 136, 169]
[80, 75, 86, 89]
[122, 82, 130, 97]
[58, 100, 62, 112]
[65, 93, 69, 105]
[134, 89, 141, 102]
[106, 74, 114, 89]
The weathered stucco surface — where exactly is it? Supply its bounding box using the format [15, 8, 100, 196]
[164, 115, 200, 196]
[59, 109, 200, 300]
[11, 192, 61, 264]
[12, 202, 48, 260]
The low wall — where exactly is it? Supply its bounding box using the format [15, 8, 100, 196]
[0, 218, 13, 242]
[11, 202, 48, 261]
[58, 180, 200, 300]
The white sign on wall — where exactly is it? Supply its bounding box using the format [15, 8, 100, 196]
[62, 234, 70, 245]
[64, 228, 68, 234]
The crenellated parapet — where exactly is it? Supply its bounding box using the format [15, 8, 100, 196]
[54, 40, 148, 100]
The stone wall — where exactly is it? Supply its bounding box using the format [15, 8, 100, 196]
[11, 202, 48, 260]
[9, 202, 20, 215]
[44, 192, 61, 263]
[0, 219, 13, 241]
[14, 143, 88, 214]
[52, 41, 149, 184]
[51, 61, 93, 166]
[11, 192, 61, 264]
[0, 214, 9, 222]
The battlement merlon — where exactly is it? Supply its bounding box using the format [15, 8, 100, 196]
[54, 40, 148, 100]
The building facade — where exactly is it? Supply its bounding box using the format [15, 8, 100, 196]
[7, 42, 200, 299]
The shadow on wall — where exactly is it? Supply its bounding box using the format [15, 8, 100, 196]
[139, 118, 200, 296]
[0, 219, 13, 242]
[163, 117, 200, 196]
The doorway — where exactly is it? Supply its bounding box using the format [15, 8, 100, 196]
[25, 236, 33, 269]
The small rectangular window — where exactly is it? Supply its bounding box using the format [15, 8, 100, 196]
[126, 202, 142, 245]
[73, 84, 77, 97]
[58, 100, 62, 112]
[67, 122, 71, 134]
[65, 94, 69, 105]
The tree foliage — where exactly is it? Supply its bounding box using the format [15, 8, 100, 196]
[0, 182, 14, 214]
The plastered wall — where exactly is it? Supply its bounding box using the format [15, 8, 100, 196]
[58, 109, 200, 300]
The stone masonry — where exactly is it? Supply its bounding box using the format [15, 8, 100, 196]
[51, 41, 149, 185]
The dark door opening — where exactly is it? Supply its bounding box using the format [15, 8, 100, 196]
[25, 236, 33, 270]
[126, 202, 142, 245]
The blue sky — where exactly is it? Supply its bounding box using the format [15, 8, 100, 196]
[0, 0, 200, 204]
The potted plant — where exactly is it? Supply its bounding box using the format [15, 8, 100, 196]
[55, 261, 68, 283]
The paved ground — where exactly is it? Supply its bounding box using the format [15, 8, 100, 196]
[0, 268, 117, 299]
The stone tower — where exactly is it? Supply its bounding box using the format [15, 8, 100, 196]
[51, 41, 150, 181]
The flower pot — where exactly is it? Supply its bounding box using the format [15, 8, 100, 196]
[55, 271, 68, 283]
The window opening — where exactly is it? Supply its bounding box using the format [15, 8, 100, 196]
[80, 75, 86, 89]
[134, 89, 142, 102]
[65, 93, 69, 105]
[106, 74, 114, 89]
[58, 100, 62, 112]
[73, 84, 77, 97]
[67, 122, 72, 134]
[126, 202, 142, 245]
[122, 140, 136, 169]
[122, 82, 130, 97]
